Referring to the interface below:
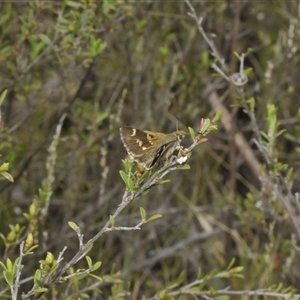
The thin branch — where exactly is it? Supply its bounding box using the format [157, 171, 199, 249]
[185, 0, 227, 70]
[11, 242, 25, 300]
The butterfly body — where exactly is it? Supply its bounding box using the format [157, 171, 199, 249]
[120, 126, 186, 170]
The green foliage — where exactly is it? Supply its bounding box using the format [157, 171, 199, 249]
[0, 1, 300, 299]
[0, 162, 14, 182]
[0, 258, 19, 285]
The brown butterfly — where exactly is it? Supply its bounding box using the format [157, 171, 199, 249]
[120, 126, 186, 170]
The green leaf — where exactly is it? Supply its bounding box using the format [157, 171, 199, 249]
[233, 51, 241, 59]
[126, 176, 135, 191]
[121, 158, 135, 173]
[198, 275, 210, 291]
[284, 132, 296, 142]
[45, 252, 55, 265]
[171, 271, 185, 288]
[0, 89, 7, 106]
[233, 273, 244, 279]
[200, 118, 211, 133]
[215, 271, 230, 278]
[65, 1, 82, 8]
[39, 34, 52, 45]
[274, 283, 283, 293]
[146, 214, 162, 223]
[34, 269, 42, 285]
[208, 125, 218, 132]
[32, 288, 48, 294]
[24, 245, 39, 254]
[90, 37, 106, 57]
[6, 258, 13, 272]
[0, 261, 8, 271]
[89, 273, 103, 282]
[158, 179, 171, 185]
[68, 221, 79, 232]
[119, 170, 128, 186]
[178, 164, 190, 170]
[201, 50, 209, 65]
[260, 131, 269, 142]
[109, 215, 115, 227]
[244, 67, 253, 76]
[91, 261, 102, 272]
[247, 97, 255, 112]
[282, 286, 294, 293]
[140, 207, 146, 220]
[102, 0, 116, 14]
[95, 111, 110, 124]
[159, 46, 169, 57]
[226, 258, 235, 271]
[0, 162, 9, 172]
[276, 129, 286, 138]
[136, 19, 147, 31]
[84, 242, 93, 254]
[86, 256, 92, 268]
[188, 127, 195, 140]
[286, 167, 293, 181]
[0, 171, 14, 182]
[3, 271, 14, 285]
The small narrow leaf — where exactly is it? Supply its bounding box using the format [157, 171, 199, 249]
[39, 34, 52, 45]
[32, 288, 48, 293]
[109, 215, 115, 227]
[260, 131, 269, 141]
[276, 129, 286, 138]
[119, 170, 128, 186]
[0, 172, 14, 182]
[84, 242, 93, 254]
[233, 51, 241, 59]
[0, 163, 9, 172]
[34, 269, 42, 285]
[146, 214, 162, 223]
[226, 258, 235, 271]
[247, 97, 255, 112]
[286, 167, 293, 181]
[0, 90, 7, 106]
[6, 258, 13, 272]
[91, 261, 102, 271]
[188, 127, 195, 140]
[229, 266, 244, 274]
[198, 275, 209, 291]
[68, 221, 79, 232]
[158, 179, 171, 185]
[3, 271, 14, 285]
[86, 256, 92, 268]
[200, 118, 211, 133]
[172, 271, 185, 288]
[89, 273, 103, 282]
[140, 207, 146, 220]
[126, 176, 135, 191]
[208, 125, 218, 132]
[274, 283, 283, 293]
[0, 261, 7, 271]
[215, 271, 230, 278]
[178, 164, 190, 170]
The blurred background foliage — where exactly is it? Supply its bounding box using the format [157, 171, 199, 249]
[1, 0, 300, 299]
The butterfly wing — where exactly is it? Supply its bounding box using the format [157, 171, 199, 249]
[120, 127, 174, 169]
[147, 141, 178, 168]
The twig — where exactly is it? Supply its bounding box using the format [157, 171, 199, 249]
[11, 242, 25, 300]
